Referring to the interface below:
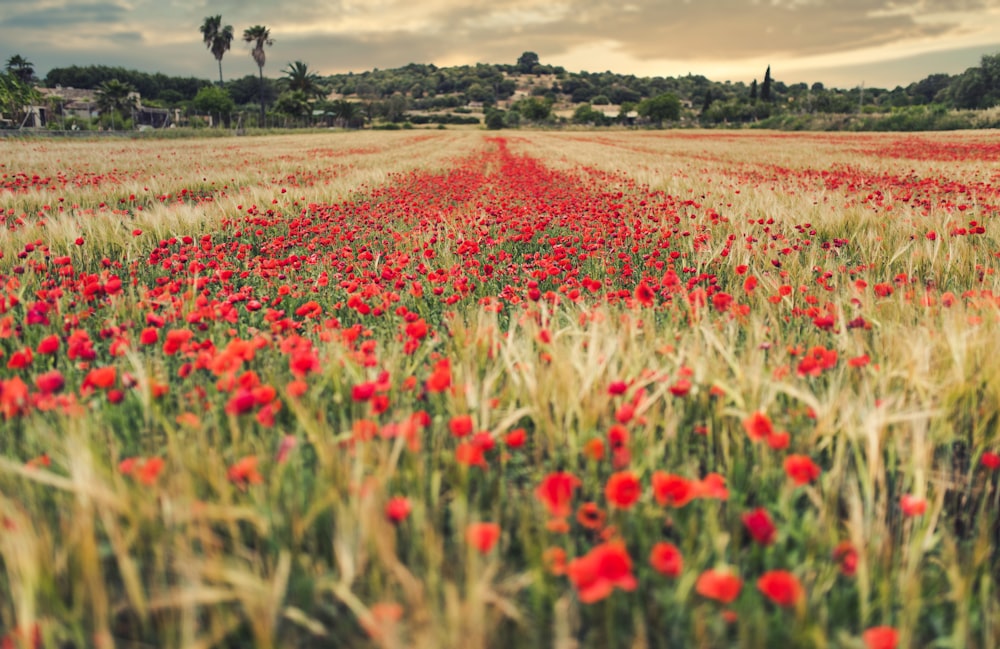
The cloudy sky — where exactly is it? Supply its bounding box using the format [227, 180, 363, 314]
[3, 0, 1000, 88]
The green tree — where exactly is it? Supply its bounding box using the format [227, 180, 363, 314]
[761, 65, 773, 101]
[572, 104, 610, 125]
[377, 93, 408, 123]
[749, 79, 758, 101]
[95, 79, 137, 130]
[5, 55, 35, 84]
[947, 67, 988, 109]
[226, 74, 278, 106]
[0, 71, 40, 126]
[200, 15, 235, 87]
[513, 96, 551, 122]
[274, 90, 312, 124]
[980, 53, 1000, 107]
[329, 99, 363, 128]
[283, 61, 324, 98]
[484, 108, 506, 129]
[516, 51, 540, 74]
[243, 25, 274, 123]
[637, 92, 681, 126]
[193, 86, 235, 125]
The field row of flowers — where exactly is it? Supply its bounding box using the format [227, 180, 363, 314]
[0, 131, 999, 648]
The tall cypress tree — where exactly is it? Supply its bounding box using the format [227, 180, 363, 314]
[761, 65, 772, 101]
[749, 80, 758, 101]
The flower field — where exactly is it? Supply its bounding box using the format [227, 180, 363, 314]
[1, 129, 1000, 648]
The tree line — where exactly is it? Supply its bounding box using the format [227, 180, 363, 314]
[4, 40, 1000, 131]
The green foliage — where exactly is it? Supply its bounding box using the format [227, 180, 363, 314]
[517, 51, 540, 74]
[572, 104, 611, 126]
[5, 55, 35, 84]
[761, 65, 772, 101]
[512, 97, 552, 122]
[484, 108, 506, 129]
[283, 61, 324, 98]
[226, 74, 279, 107]
[0, 70, 40, 124]
[274, 90, 312, 118]
[200, 15, 234, 86]
[44, 65, 209, 103]
[243, 25, 274, 121]
[324, 99, 365, 128]
[406, 113, 480, 125]
[95, 79, 137, 130]
[192, 86, 235, 117]
[637, 92, 681, 126]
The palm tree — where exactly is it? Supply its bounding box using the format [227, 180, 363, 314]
[243, 25, 273, 124]
[330, 99, 362, 128]
[5, 55, 34, 85]
[95, 79, 137, 130]
[0, 72, 40, 126]
[283, 61, 324, 99]
[200, 16, 234, 87]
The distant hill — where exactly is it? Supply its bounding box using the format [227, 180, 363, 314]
[35, 50, 1000, 130]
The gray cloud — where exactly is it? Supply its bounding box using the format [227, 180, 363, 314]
[413, 0, 996, 61]
[3, 0, 999, 87]
[2, 1, 129, 27]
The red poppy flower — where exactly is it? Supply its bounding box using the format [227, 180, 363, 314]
[697, 473, 729, 500]
[695, 568, 743, 604]
[576, 502, 606, 530]
[36, 334, 60, 355]
[566, 541, 638, 603]
[83, 366, 117, 391]
[351, 382, 376, 402]
[535, 471, 581, 518]
[608, 380, 628, 395]
[34, 370, 65, 395]
[649, 542, 683, 578]
[425, 358, 452, 393]
[757, 570, 803, 607]
[784, 455, 821, 485]
[604, 471, 641, 509]
[543, 546, 567, 575]
[832, 540, 858, 577]
[228, 456, 263, 486]
[742, 508, 777, 546]
[652, 472, 698, 507]
[449, 414, 474, 437]
[139, 327, 159, 345]
[862, 626, 899, 649]
[607, 424, 629, 450]
[743, 411, 774, 441]
[405, 318, 428, 340]
[669, 378, 692, 397]
[981, 451, 1000, 470]
[504, 428, 526, 448]
[455, 442, 487, 468]
[584, 438, 605, 460]
[225, 389, 257, 415]
[466, 522, 501, 554]
[385, 497, 411, 524]
[900, 494, 927, 517]
[634, 281, 656, 307]
[615, 402, 635, 424]
[848, 354, 870, 368]
[134, 457, 165, 485]
[766, 431, 790, 450]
